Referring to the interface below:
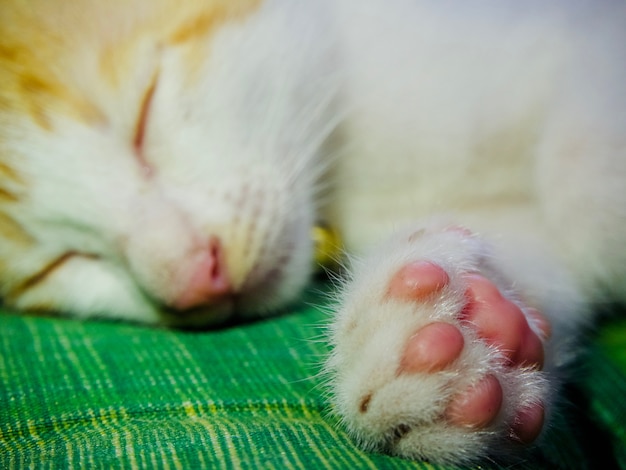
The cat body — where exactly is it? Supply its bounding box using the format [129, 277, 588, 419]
[1, 0, 625, 464]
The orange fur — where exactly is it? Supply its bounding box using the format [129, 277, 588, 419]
[0, 0, 261, 128]
[0, 212, 33, 246]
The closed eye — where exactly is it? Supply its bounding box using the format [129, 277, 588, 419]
[6, 251, 100, 302]
[133, 74, 158, 178]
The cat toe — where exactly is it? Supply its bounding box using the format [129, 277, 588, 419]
[389, 261, 465, 373]
[509, 402, 545, 444]
[446, 374, 503, 428]
[461, 273, 546, 368]
[386, 260, 450, 300]
[399, 321, 464, 374]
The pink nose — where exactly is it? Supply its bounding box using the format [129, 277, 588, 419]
[173, 238, 231, 310]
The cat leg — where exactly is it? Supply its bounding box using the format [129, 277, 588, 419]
[326, 223, 571, 465]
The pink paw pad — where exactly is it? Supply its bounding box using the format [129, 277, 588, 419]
[399, 322, 464, 374]
[510, 402, 545, 444]
[387, 260, 450, 300]
[389, 261, 465, 374]
[387, 260, 550, 443]
[446, 374, 503, 428]
[461, 274, 545, 368]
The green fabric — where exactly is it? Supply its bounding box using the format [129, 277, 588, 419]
[1, 283, 625, 469]
[584, 317, 626, 469]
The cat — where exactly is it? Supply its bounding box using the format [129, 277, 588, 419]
[1, 0, 625, 465]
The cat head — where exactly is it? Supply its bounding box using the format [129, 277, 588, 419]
[0, 0, 339, 326]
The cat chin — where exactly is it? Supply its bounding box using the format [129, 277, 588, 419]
[160, 300, 236, 329]
[157, 293, 293, 329]
[155, 263, 312, 328]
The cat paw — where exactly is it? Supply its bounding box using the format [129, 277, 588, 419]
[327, 230, 552, 465]
[397, 264, 547, 442]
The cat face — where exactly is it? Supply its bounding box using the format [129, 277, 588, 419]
[0, 0, 338, 326]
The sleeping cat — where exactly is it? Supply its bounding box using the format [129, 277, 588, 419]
[1, 0, 625, 465]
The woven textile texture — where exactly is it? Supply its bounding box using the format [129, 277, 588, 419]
[1, 283, 625, 469]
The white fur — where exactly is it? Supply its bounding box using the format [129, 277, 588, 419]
[320, 0, 626, 463]
[2, 0, 625, 464]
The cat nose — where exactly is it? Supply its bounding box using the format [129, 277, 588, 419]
[172, 237, 232, 310]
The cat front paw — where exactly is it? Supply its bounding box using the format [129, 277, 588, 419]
[327, 232, 552, 465]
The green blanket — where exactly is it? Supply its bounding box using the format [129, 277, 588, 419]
[1, 283, 625, 469]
